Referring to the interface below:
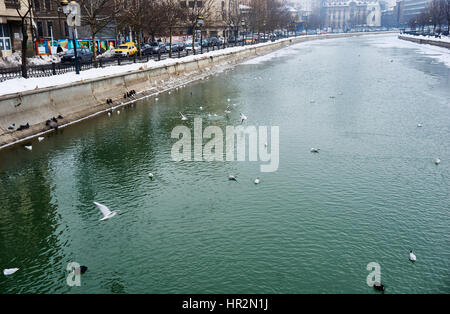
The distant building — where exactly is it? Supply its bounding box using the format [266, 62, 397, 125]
[400, 0, 431, 25]
[0, 0, 33, 57]
[323, 1, 382, 30]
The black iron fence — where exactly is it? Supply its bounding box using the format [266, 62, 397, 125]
[0, 37, 281, 82]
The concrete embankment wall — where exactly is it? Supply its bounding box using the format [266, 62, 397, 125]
[398, 35, 450, 49]
[0, 32, 394, 149]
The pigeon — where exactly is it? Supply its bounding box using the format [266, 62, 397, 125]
[8, 123, 15, 130]
[240, 113, 247, 124]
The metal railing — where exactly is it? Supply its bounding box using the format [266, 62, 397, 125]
[0, 37, 281, 82]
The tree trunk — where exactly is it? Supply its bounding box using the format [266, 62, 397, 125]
[21, 18, 28, 78]
[192, 26, 195, 51]
[137, 30, 142, 57]
[169, 27, 173, 56]
[92, 32, 97, 61]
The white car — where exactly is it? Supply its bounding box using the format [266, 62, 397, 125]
[186, 42, 201, 53]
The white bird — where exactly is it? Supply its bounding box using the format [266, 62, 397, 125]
[228, 175, 238, 181]
[93, 201, 119, 221]
[417, 123, 423, 127]
[180, 112, 188, 121]
[409, 250, 416, 262]
[240, 113, 247, 124]
[224, 106, 231, 114]
[199, 106, 203, 110]
[434, 158, 441, 165]
[148, 172, 154, 179]
[254, 178, 260, 184]
[38, 137, 44, 142]
[264, 142, 267, 147]
[213, 113, 218, 117]
[25, 145, 32, 151]
[227, 98, 231, 102]
[117, 110, 120, 115]
[155, 98, 159, 101]
[108, 112, 111, 117]
[3, 268, 19, 276]
[310, 148, 320, 153]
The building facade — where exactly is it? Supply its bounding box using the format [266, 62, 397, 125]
[32, 0, 68, 41]
[0, 0, 33, 57]
[323, 0, 382, 30]
[400, 0, 431, 24]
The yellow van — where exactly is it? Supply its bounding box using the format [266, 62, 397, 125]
[114, 42, 138, 57]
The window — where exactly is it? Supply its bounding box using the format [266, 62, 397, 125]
[37, 21, 44, 38]
[188, 1, 194, 8]
[47, 21, 53, 37]
[45, 0, 51, 10]
[34, 0, 41, 11]
[197, 1, 202, 7]
[180, 1, 186, 8]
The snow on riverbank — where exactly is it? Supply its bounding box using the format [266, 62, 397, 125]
[368, 34, 450, 67]
[0, 37, 302, 96]
[400, 33, 450, 44]
[0, 51, 62, 68]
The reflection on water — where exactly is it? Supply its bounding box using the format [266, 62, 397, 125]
[0, 35, 449, 293]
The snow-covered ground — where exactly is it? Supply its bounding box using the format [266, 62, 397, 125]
[400, 33, 450, 44]
[0, 37, 303, 96]
[0, 51, 62, 68]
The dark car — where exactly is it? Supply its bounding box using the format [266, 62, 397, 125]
[228, 36, 236, 44]
[139, 44, 153, 55]
[175, 41, 186, 51]
[61, 48, 93, 63]
[150, 42, 166, 54]
[205, 37, 220, 46]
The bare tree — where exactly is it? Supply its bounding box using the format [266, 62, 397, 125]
[117, 0, 149, 56]
[78, 0, 120, 61]
[160, 0, 186, 55]
[428, 0, 445, 31]
[183, 0, 214, 50]
[16, 0, 34, 78]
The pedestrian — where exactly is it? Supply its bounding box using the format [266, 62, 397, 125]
[57, 45, 63, 54]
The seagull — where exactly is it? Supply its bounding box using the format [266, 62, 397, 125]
[228, 175, 238, 181]
[3, 268, 19, 276]
[310, 148, 320, 153]
[148, 173, 154, 179]
[117, 110, 120, 115]
[264, 142, 267, 147]
[180, 112, 188, 121]
[108, 112, 111, 117]
[409, 250, 416, 262]
[93, 201, 119, 221]
[417, 123, 423, 127]
[240, 113, 247, 124]
[199, 106, 203, 110]
[254, 178, 260, 184]
[224, 106, 231, 114]
[38, 137, 44, 142]
[227, 98, 231, 102]
[25, 145, 32, 151]
[155, 98, 159, 101]
[434, 158, 441, 165]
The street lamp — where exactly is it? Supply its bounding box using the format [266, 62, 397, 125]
[198, 16, 204, 54]
[60, 0, 80, 74]
[241, 19, 246, 46]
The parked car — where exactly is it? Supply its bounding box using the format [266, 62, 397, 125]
[205, 37, 220, 46]
[150, 42, 166, 54]
[139, 44, 153, 55]
[114, 42, 138, 57]
[175, 41, 186, 51]
[62, 48, 93, 63]
[185, 42, 201, 53]
[228, 36, 237, 43]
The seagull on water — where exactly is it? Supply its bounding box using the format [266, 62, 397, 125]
[148, 173, 154, 179]
[254, 178, 260, 184]
[93, 201, 119, 221]
[199, 106, 203, 110]
[434, 158, 441, 165]
[38, 137, 44, 142]
[25, 145, 32, 151]
[240, 113, 247, 124]
[3, 268, 19, 276]
[417, 123, 423, 127]
[310, 148, 320, 153]
[228, 175, 238, 181]
[224, 106, 231, 114]
[409, 250, 416, 262]
[117, 110, 120, 115]
[180, 112, 188, 121]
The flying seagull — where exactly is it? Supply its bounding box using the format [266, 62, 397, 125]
[93, 201, 119, 221]
[240, 113, 247, 124]
[3, 268, 19, 276]
[180, 112, 188, 121]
